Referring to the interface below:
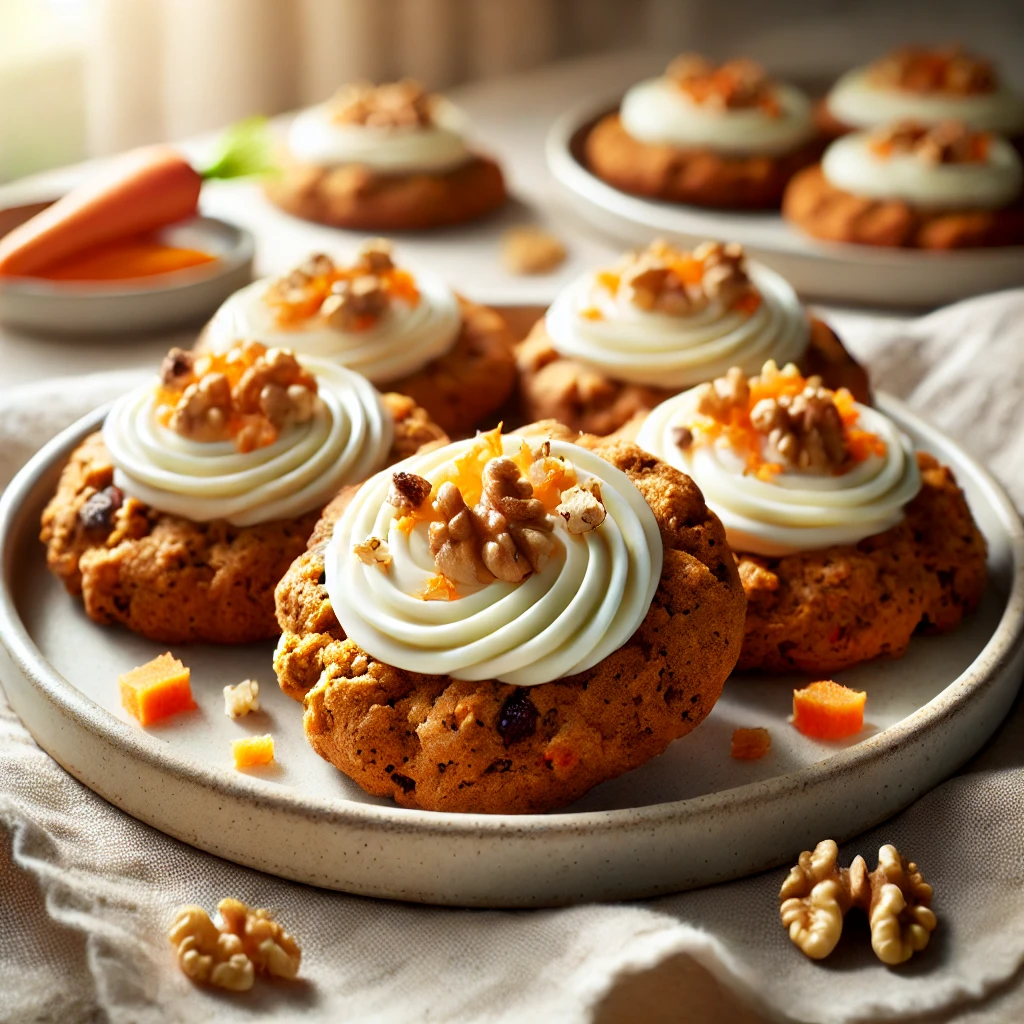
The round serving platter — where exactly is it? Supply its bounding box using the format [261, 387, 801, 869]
[1, 397, 1022, 908]
[546, 100, 1024, 308]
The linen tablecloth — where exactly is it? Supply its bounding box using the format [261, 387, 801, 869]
[2, 290, 1024, 1024]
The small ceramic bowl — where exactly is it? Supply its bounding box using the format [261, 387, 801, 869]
[0, 204, 254, 335]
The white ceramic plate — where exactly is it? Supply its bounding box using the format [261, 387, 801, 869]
[1, 396, 1021, 908]
[0, 207, 254, 334]
[546, 100, 1024, 308]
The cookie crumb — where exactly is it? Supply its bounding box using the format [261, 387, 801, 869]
[223, 679, 260, 719]
[501, 226, 567, 275]
[353, 535, 392, 572]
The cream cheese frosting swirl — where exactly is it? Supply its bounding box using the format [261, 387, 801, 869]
[621, 78, 814, 155]
[826, 68, 1024, 136]
[545, 259, 809, 389]
[327, 435, 663, 686]
[287, 100, 472, 172]
[104, 359, 393, 527]
[822, 130, 1023, 209]
[638, 388, 922, 557]
[204, 267, 462, 385]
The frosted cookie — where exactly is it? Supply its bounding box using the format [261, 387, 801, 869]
[586, 55, 824, 208]
[266, 79, 506, 230]
[516, 239, 868, 436]
[637, 362, 987, 673]
[41, 343, 446, 643]
[273, 426, 746, 813]
[784, 120, 1024, 248]
[199, 241, 517, 436]
[818, 46, 1024, 141]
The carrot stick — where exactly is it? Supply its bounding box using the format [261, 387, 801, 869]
[0, 145, 201, 277]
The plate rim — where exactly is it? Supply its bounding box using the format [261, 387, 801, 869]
[545, 97, 1024, 267]
[1, 395, 1022, 839]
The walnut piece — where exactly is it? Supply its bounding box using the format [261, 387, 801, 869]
[353, 535, 392, 572]
[387, 471, 432, 514]
[320, 274, 390, 330]
[223, 679, 260, 719]
[217, 898, 302, 981]
[169, 905, 255, 992]
[556, 480, 606, 534]
[162, 342, 320, 452]
[866, 845, 937, 966]
[428, 458, 556, 587]
[694, 241, 752, 308]
[330, 78, 435, 128]
[501, 226, 567, 275]
[780, 841, 937, 965]
[750, 376, 848, 472]
[779, 840, 856, 960]
[695, 366, 750, 422]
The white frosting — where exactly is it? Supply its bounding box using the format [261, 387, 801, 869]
[637, 389, 922, 556]
[327, 435, 663, 686]
[287, 100, 472, 172]
[204, 269, 462, 384]
[822, 131, 1023, 209]
[103, 359, 393, 527]
[826, 68, 1024, 135]
[544, 261, 809, 390]
[620, 77, 814, 155]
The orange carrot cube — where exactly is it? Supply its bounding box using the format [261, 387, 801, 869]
[792, 680, 866, 740]
[118, 652, 195, 726]
[232, 734, 275, 769]
[731, 726, 771, 760]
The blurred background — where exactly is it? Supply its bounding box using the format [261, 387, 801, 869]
[2, 0, 1023, 182]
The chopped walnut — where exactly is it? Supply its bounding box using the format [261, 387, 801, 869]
[217, 899, 302, 980]
[169, 905, 255, 992]
[556, 480, 606, 534]
[695, 367, 751, 422]
[671, 425, 694, 450]
[780, 841, 937, 965]
[428, 458, 556, 587]
[320, 274, 390, 330]
[665, 54, 777, 111]
[694, 241, 753, 308]
[160, 348, 196, 387]
[750, 378, 848, 472]
[387, 471, 432, 514]
[501, 226, 567, 275]
[868, 45, 996, 96]
[330, 78, 435, 128]
[223, 679, 260, 719]
[621, 246, 705, 316]
[870, 119, 989, 165]
[353, 535, 392, 572]
[160, 342, 320, 452]
[356, 238, 395, 274]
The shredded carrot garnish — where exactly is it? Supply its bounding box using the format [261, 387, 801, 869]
[733, 291, 763, 315]
[418, 574, 458, 601]
[580, 306, 604, 321]
[792, 680, 866, 740]
[595, 270, 620, 293]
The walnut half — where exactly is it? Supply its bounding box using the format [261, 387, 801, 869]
[169, 905, 255, 992]
[780, 841, 937, 965]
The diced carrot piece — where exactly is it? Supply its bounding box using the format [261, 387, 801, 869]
[792, 680, 866, 740]
[232, 734, 275, 768]
[118, 652, 196, 726]
[731, 726, 771, 760]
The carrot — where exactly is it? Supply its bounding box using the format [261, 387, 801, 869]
[232, 734, 275, 768]
[730, 726, 771, 760]
[119, 652, 196, 726]
[792, 680, 866, 740]
[0, 146, 201, 277]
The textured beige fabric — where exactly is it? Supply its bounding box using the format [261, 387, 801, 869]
[1, 291, 1023, 1024]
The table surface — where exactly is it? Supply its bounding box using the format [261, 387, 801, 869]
[0, 49, 1016, 1024]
